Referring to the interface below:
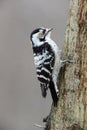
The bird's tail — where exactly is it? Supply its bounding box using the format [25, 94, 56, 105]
[49, 81, 58, 107]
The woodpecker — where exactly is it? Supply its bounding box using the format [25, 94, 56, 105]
[30, 27, 62, 106]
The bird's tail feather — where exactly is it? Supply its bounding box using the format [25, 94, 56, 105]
[49, 81, 58, 107]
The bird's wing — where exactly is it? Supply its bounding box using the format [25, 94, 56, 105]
[33, 42, 55, 97]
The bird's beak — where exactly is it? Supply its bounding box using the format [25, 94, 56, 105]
[45, 28, 53, 37]
[46, 28, 53, 33]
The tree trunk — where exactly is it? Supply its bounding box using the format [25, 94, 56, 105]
[50, 0, 87, 130]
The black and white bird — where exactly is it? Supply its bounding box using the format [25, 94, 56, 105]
[30, 27, 62, 106]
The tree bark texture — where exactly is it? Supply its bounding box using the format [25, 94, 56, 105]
[50, 0, 87, 130]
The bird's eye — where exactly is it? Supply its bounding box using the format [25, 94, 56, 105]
[42, 30, 46, 35]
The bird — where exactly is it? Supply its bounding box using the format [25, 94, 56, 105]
[30, 27, 62, 106]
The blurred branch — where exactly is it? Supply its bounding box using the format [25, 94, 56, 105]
[33, 123, 45, 129]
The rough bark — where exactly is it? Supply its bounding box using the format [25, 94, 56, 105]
[50, 0, 87, 130]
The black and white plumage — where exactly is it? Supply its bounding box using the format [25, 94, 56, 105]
[30, 27, 62, 106]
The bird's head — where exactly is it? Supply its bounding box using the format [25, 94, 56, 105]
[30, 27, 53, 43]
